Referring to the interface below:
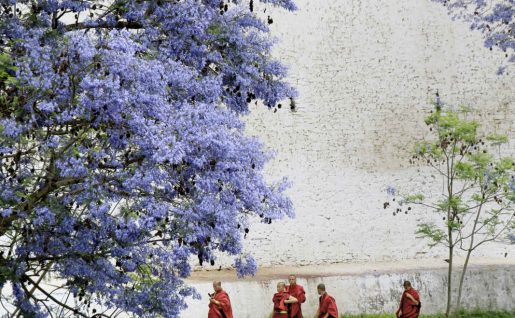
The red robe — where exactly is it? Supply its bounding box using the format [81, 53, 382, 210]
[272, 291, 290, 318]
[318, 293, 338, 318]
[208, 290, 233, 318]
[396, 288, 420, 318]
[286, 284, 306, 318]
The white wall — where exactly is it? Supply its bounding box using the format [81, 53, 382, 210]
[203, 0, 515, 270]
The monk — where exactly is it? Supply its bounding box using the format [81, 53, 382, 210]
[208, 281, 233, 318]
[315, 283, 338, 318]
[286, 274, 306, 318]
[396, 280, 421, 318]
[272, 282, 298, 318]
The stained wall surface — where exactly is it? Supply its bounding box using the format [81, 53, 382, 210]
[208, 0, 515, 269]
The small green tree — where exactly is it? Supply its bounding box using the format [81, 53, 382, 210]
[391, 103, 515, 317]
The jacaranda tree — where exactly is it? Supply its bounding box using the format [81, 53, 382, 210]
[432, 0, 514, 74]
[0, 0, 297, 316]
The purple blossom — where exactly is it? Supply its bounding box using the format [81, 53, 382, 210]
[0, 118, 23, 137]
[33, 207, 56, 226]
[0, 1, 296, 317]
[0, 207, 12, 217]
[433, 0, 514, 72]
[234, 254, 258, 278]
[386, 186, 397, 197]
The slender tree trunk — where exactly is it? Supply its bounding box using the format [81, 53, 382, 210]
[445, 147, 455, 318]
[445, 203, 455, 318]
[455, 249, 472, 316]
[446, 236, 453, 317]
[456, 202, 483, 315]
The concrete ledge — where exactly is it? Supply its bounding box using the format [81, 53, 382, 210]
[187, 257, 514, 281]
[181, 258, 514, 317]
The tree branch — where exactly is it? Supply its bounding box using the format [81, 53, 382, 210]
[23, 275, 88, 318]
[64, 21, 142, 32]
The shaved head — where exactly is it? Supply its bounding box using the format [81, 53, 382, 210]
[212, 281, 222, 292]
[276, 281, 286, 292]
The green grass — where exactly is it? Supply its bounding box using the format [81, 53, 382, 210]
[340, 309, 515, 318]
[268, 309, 515, 318]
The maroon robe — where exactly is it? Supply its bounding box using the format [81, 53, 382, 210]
[396, 288, 420, 318]
[272, 291, 290, 318]
[208, 290, 233, 318]
[318, 293, 338, 318]
[286, 284, 306, 318]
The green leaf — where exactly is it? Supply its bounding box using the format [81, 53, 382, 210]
[486, 133, 508, 144]
[207, 23, 223, 36]
[468, 152, 493, 170]
[416, 223, 445, 247]
[471, 193, 483, 202]
[405, 193, 425, 203]
[455, 162, 476, 179]
[128, 264, 161, 290]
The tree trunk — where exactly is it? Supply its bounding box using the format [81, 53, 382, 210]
[455, 249, 472, 316]
[445, 242, 453, 317]
[445, 148, 456, 318]
[456, 202, 483, 315]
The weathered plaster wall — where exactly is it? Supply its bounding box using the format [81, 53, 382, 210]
[203, 0, 515, 269]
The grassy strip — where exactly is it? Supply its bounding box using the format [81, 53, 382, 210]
[340, 309, 515, 318]
[269, 309, 515, 318]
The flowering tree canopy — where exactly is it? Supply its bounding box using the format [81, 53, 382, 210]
[433, 0, 514, 74]
[0, 0, 296, 316]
